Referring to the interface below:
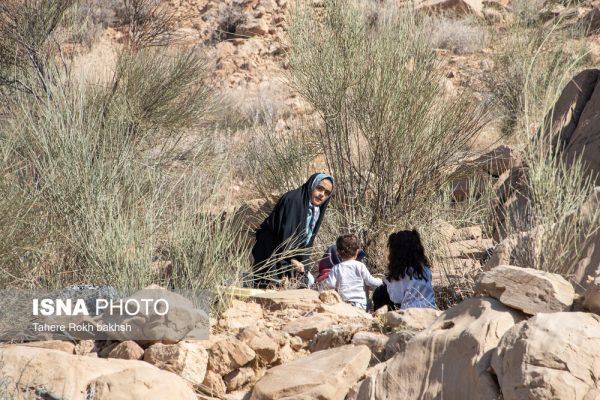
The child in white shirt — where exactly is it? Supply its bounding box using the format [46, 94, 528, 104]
[322, 234, 382, 310]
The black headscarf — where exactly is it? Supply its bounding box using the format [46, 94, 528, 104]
[252, 173, 334, 284]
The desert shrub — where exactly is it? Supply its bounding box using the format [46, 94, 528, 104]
[509, 0, 545, 27]
[217, 82, 289, 129]
[286, 0, 487, 267]
[0, 0, 76, 97]
[497, 134, 599, 277]
[483, 20, 587, 136]
[0, 2, 251, 301]
[425, 16, 488, 55]
[243, 123, 320, 198]
[490, 21, 599, 278]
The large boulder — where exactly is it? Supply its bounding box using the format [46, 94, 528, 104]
[250, 345, 371, 400]
[492, 312, 600, 400]
[350, 297, 525, 400]
[475, 265, 575, 314]
[551, 70, 600, 185]
[0, 346, 196, 400]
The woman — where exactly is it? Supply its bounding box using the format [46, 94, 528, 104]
[252, 173, 334, 288]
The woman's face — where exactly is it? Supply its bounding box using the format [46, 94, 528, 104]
[311, 179, 333, 206]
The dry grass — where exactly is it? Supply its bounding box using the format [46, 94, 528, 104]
[425, 16, 488, 55]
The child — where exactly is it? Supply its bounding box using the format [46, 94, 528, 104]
[372, 230, 436, 311]
[322, 234, 382, 310]
[314, 244, 367, 284]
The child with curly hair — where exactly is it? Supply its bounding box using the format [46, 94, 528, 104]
[322, 234, 382, 310]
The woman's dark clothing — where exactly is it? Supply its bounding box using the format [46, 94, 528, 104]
[372, 284, 400, 311]
[252, 173, 333, 288]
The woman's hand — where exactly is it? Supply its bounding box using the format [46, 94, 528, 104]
[291, 259, 305, 274]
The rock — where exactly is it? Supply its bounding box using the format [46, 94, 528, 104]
[208, 338, 256, 376]
[17, 340, 75, 354]
[283, 314, 335, 341]
[345, 363, 387, 400]
[540, 68, 600, 186]
[351, 332, 388, 361]
[316, 302, 372, 321]
[75, 340, 96, 356]
[434, 219, 457, 241]
[108, 340, 144, 360]
[318, 290, 341, 304]
[98, 341, 119, 358]
[491, 166, 531, 241]
[238, 327, 279, 364]
[143, 341, 208, 386]
[310, 323, 363, 352]
[236, 18, 269, 37]
[250, 345, 371, 400]
[492, 312, 600, 400]
[289, 335, 303, 351]
[0, 346, 197, 399]
[449, 166, 490, 203]
[417, 0, 484, 17]
[384, 331, 415, 360]
[385, 308, 441, 331]
[110, 286, 209, 342]
[219, 299, 264, 330]
[259, 0, 277, 12]
[579, 7, 600, 35]
[350, 297, 525, 399]
[475, 265, 575, 314]
[201, 370, 227, 398]
[583, 277, 600, 314]
[571, 187, 600, 293]
[274, 342, 304, 365]
[224, 391, 252, 400]
[484, 226, 546, 270]
[445, 238, 494, 259]
[451, 225, 483, 241]
[470, 145, 522, 177]
[224, 367, 256, 392]
[250, 289, 322, 312]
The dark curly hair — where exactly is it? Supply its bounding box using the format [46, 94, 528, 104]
[336, 233, 361, 260]
[387, 229, 431, 281]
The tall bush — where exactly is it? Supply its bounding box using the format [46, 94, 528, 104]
[287, 0, 487, 263]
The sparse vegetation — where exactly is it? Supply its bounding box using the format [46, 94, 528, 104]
[0, 0, 250, 304]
